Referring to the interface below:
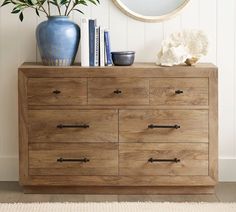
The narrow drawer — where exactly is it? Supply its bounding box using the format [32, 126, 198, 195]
[28, 78, 87, 105]
[150, 78, 208, 106]
[88, 78, 149, 105]
[29, 143, 118, 176]
[119, 143, 208, 176]
[119, 110, 208, 143]
[29, 110, 118, 143]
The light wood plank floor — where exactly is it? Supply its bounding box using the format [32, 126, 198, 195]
[0, 182, 235, 203]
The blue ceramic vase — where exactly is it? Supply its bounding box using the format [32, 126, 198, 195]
[36, 16, 80, 66]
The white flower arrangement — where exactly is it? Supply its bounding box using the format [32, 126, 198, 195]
[157, 29, 209, 66]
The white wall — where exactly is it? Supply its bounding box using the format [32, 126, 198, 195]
[0, 0, 235, 181]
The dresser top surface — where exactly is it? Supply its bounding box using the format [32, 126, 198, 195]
[20, 62, 217, 69]
[19, 62, 217, 78]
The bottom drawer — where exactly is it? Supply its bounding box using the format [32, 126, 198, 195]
[119, 143, 208, 176]
[29, 143, 118, 176]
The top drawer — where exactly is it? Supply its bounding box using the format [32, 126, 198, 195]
[88, 78, 149, 105]
[150, 78, 208, 106]
[28, 78, 87, 106]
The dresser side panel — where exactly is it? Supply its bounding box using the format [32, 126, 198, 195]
[18, 69, 29, 185]
[209, 69, 218, 182]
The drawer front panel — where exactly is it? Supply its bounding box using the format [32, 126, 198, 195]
[88, 78, 149, 105]
[119, 143, 208, 176]
[29, 143, 118, 176]
[150, 78, 208, 106]
[29, 110, 118, 143]
[119, 110, 208, 143]
[28, 78, 87, 105]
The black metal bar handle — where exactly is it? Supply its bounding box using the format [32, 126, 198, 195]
[148, 124, 180, 129]
[57, 157, 90, 163]
[148, 158, 180, 163]
[57, 124, 90, 129]
[53, 90, 61, 94]
[114, 89, 122, 94]
[175, 90, 184, 94]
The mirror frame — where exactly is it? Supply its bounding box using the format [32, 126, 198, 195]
[112, 0, 190, 23]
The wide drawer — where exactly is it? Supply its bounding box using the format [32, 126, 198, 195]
[28, 78, 87, 105]
[119, 110, 208, 143]
[119, 143, 208, 176]
[29, 110, 118, 143]
[150, 78, 208, 106]
[29, 143, 118, 176]
[88, 78, 149, 105]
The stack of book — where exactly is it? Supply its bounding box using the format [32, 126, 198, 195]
[80, 18, 112, 67]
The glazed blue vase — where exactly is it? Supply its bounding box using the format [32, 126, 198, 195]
[36, 16, 80, 66]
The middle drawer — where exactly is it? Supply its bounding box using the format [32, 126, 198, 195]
[119, 110, 208, 143]
[88, 78, 149, 105]
[28, 110, 118, 143]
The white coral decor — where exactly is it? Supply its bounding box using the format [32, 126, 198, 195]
[157, 29, 208, 66]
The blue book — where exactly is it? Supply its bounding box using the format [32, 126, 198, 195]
[104, 30, 112, 66]
[89, 19, 97, 66]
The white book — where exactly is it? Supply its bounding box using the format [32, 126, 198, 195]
[99, 28, 105, 67]
[95, 26, 100, 67]
[81, 18, 89, 67]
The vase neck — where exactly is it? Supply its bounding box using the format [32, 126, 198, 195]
[48, 16, 69, 21]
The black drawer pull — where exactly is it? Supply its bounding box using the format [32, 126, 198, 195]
[114, 89, 122, 94]
[53, 90, 61, 94]
[148, 124, 180, 129]
[57, 124, 90, 129]
[148, 158, 180, 163]
[57, 157, 90, 163]
[175, 90, 184, 94]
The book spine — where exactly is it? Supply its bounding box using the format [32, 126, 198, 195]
[95, 26, 100, 67]
[104, 30, 112, 66]
[81, 18, 89, 67]
[89, 19, 96, 66]
[99, 28, 105, 67]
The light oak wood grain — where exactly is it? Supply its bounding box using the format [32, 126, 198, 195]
[18, 63, 218, 194]
[119, 110, 208, 143]
[88, 78, 149, 105]
[19, 63, 216, 78]
[209, 70, 218, 182]
[2, 182, 235, 201]
[119, 143, 208, 176]
[150, 78, 208, 106]
[29, 105, 209, 110]
[18, 71, 29, 185]
[22, 186, 215, 195]
[29, 143, 118, 176]
[23, 175, 216, 186]
[28, 78, 87, 106]
[3, 182, 235, 200]
[28, 110, 118, 143]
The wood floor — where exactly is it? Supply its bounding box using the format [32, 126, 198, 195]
[0, 182, 235, 203]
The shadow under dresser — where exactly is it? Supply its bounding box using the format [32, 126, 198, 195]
[18, 63, 218, 194]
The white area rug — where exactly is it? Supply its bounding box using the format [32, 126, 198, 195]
[0, 203, 236, 212]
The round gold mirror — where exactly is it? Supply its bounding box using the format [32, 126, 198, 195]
[112, 0, 190, 22]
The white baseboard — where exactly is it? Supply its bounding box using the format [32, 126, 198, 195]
[0, 156, 18, 181]
[0, 156, 235, 182]
[219, 158, 236, 182]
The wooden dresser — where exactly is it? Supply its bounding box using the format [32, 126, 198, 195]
[19, 63, 218, 194]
